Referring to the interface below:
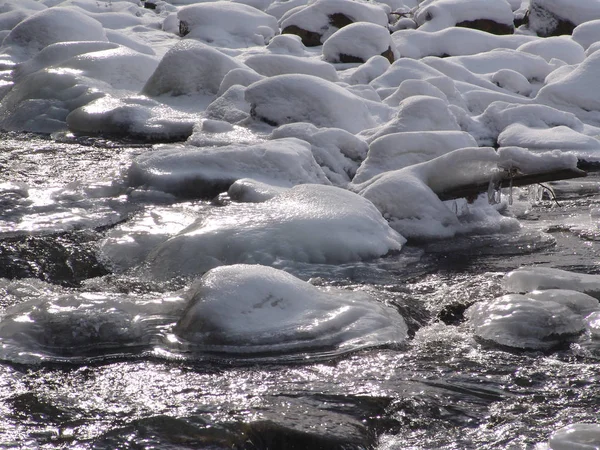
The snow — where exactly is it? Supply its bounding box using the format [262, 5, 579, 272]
[573, 19, 600, 50]
[127, 138, 330, 198]
[466, 294, 586, 350]
[173, 264, 407, 354]
[143, 184, 406, 279]
[517, 36, 585, 65]
[244, 53, 338, 81]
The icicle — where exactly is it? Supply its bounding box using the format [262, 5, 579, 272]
[508, 175, 513, 206]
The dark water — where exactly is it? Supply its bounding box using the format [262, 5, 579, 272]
[1, 133, 600, 449]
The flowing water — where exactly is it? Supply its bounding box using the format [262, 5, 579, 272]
[1, 132, 600, 449]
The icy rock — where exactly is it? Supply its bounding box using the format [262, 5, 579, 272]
[466, 294, 585, 350]
[1, 7, 107, 60]
[547, 423, 600, 450]
[353, 131, 477, 183]
[504, 267, 600, 300]
[270, 123, 368, 186]
[245, 74, 377, 133]
[142, 40, 246, 97]
[177, 2, 278, 46]
[127, 138, 330, 198]
[414, 0, 514, 34]
[174, 264, 408, 355]
[280, 0, 388, 47]
[204, 85, 252, 124]
[527, 289, 600, 317]
[144, 184, 406, 279]
[244, 53, 338, 81]
[323, 22, 396, 64]
[228, 178, 290, 202]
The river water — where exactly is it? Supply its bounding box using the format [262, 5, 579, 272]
[1, 132, 599, 449]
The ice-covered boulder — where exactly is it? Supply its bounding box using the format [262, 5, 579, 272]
[144, 184, 406, 279]
[527, 289, 600, 317]
[323, 22, 396, 64]
[280, 0, 388, 47]
[545, 423, 600, 450]
[173, 264, 408, 355]
[414, 0, 515, 34]
[1, 7, 108, 60]
[142, 40, 246, 97]
[504, 267, 600, 299]
[270, 123, 369, 186]
[353, 131, 477, 183]
[466, 294, 585, 350]
[245, 74, 377, 133]
[244, 53, 338, 81]
[177, 2, 278, 46]
[526, 0, 600, 37]
[354, 146, 577, 239]
[127, 138, 330, 198]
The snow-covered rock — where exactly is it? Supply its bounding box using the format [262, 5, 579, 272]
[143, 40, 246, 96]
[280, 0, 388, 46]
[127, 138, 330, 198]
[323, 22, 396, 64]
[173, 264, 408, 355]
[245, 73, 377, 133]
[504, 267, 600, 299]
[414, 0, 515, 34]
[177, 2, 278, 46]
[526, 0, 600, 37]
[244, 53, 338, 81]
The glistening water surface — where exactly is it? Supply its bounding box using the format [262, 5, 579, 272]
[1, 133, 600, 449]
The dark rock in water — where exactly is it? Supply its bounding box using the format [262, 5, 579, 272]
[526, 0, 576, 37]
[456, 18, 514, 35]
[514, 8, 529, 28]
[0, 231, 109, 287]
[338, 46, 395, 64]
[283, 13, 356, 47]
[281, 25, 323, 47]
[179, 20, 190, 37]
[328, 12, 354, 29]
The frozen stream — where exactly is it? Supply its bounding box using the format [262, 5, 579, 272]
[1, 133, 600, 449]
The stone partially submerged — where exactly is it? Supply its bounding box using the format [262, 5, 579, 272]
[173, 264, 408, 356]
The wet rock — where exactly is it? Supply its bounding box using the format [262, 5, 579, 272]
[456, 18, 514, 35]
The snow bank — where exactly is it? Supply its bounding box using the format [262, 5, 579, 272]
[173, 264, 407, 355]
[537, 50, 600, 115]
[504, 267, 600, 299]
[1, 7, 107, 60]
[127, 138, 330, 198]
[517, 36, 585, 65]
[177, 2, 278, 47]
[144, 184, 406, 279]
[414, 0, 514, 33]
[245, 74, 377, 133]
[322, 22, 396, 64]
[244, 53, 338, 81]
[353, 131, 477, 183]
[143, 40, 246, 96]
[466, 294, 585, 350]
